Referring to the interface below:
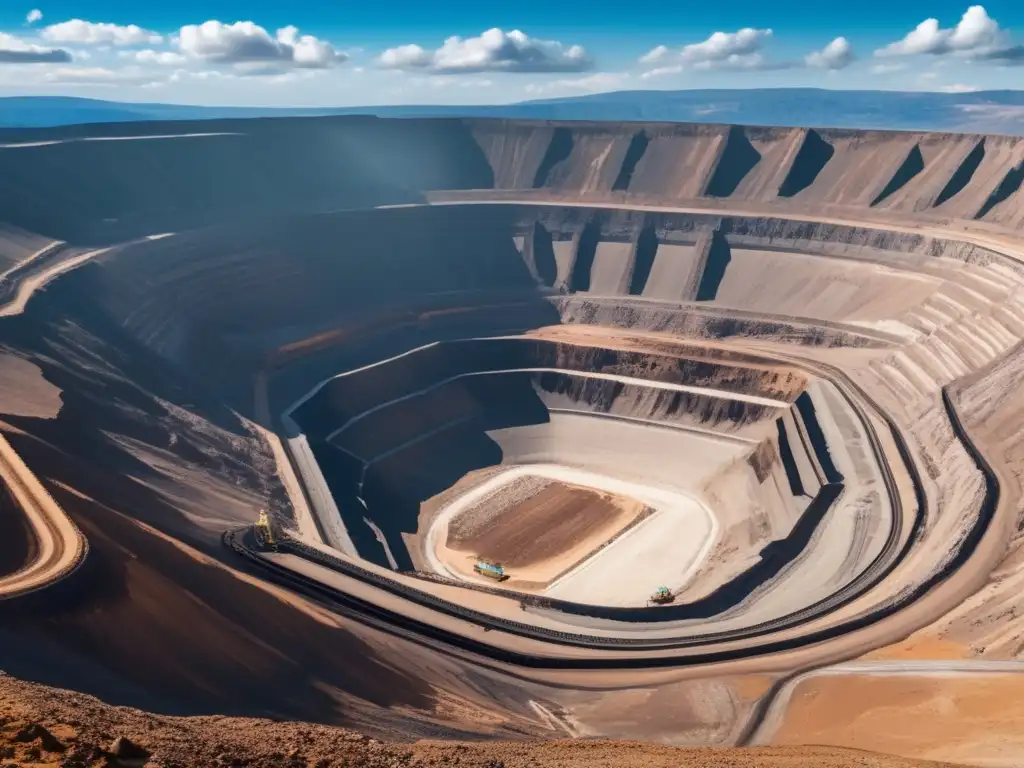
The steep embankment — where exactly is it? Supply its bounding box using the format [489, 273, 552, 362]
[0, 117, 493, 244]
[3, 117, 1024, 249]
[471, 120, 1024, 229]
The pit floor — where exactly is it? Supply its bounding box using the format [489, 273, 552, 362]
[426, 464, 718, 606]
[445, 478, 649, 588]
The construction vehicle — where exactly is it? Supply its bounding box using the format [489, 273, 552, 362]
[648, 586, 674, 605]
[254, 509, 276, 550]
[473, 559, 508, 581]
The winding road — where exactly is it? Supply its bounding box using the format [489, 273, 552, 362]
[0, 431, 85, 598]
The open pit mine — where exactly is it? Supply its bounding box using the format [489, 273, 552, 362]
[1, 117, 1024, 767]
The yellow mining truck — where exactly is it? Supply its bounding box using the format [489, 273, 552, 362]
[254, 509, 276, 550]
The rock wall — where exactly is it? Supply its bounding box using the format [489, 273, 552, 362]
[470, 120, 1024, 228]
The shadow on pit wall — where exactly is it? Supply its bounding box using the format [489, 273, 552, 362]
[312, 373, 552, 571]
[0, 117, 498, 244]
[307, 364, 847, 618]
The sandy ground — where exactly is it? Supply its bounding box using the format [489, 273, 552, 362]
[0, 354, 62, 420]
[425, 462, 716, 605]
[766, 668, 1024, 766]
[545, 500, 713, 606]
[446, 478, 646, 582]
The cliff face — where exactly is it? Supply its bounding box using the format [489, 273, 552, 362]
[470, 120, 1024, 228]
[3, 116, 1024, 249]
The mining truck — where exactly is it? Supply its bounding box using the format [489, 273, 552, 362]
[254, 509, 276, 550]
[473, 559, 508, 581]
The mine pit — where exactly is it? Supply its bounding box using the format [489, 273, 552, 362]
[1, 114, 1022, 762]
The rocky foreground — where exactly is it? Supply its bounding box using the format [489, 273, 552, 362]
[0, 674, 966, 768]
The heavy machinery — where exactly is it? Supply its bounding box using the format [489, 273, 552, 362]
[649, 586, 674, 605]
[473, 559, 508, 581]
[254, 509, 276, 550]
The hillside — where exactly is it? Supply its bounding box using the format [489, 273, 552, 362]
[3, 89, 1024, 133]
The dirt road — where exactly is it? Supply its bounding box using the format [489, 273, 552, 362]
[0, 431, 85, 597]
[405, 193, 1024, 264]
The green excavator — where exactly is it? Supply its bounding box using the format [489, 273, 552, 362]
[649, 586, 674, 605]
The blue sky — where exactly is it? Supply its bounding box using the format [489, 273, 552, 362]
[0, 1, 1021, 105]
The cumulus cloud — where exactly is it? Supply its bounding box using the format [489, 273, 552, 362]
[876, 5, 1005, 56]
[176, 21, 346, 70]
[639, 45, 669, 64]
[409, 75, 495, 89]
[525, 72, 630, 95]
[0, 31, 71, 63]
[871, 62, 907, 75]
[681, 28, 772, 64]
[806, 37, 854, 69]
[125, 49, 187, 65]
[378, 44, 432, 69]
[376, 28, 592, 74]
[26, 9, 42, 24]
[39, 65, 160, 85]
[638, 28, 784, 73]
[981, 45, 1024, 63]
[641, 28, 858, 76]
[640, 65, 684, 79]
[940, 82, 980, 92]
[42, 19, 162, 46]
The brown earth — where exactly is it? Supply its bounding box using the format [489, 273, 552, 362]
[0, 673, 972, 768]
[0, 353, 62, 420]
[447, 481, 644, 570]
[771, 674, 1024, 766]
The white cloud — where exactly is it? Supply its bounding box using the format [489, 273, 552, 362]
[39, 65, 160, 85]
[681, 28, 772, 63]
[0, 31, 71, 63]
[806, 37, 854, 70]
[940, 82, 980, 92]
[525, 72, 630, 94]
[981, 45, 1024, 64]
[410, 75, 495, 89]
[871, 62, 907, 74]
[638, 28, 782, 72]
[42, 66, 119, 81]
[639, 45, 668, 64]
[42, 19, 162, 46]
[125, 49, 187, 65]
[377, 44, 433, 69]
[26, 9, 43, 24]
[692, 52, 772, 71]
[176, 21, 346, 70]
[640, 65, 684, 79]
[168, 68, 235, 83]
[876, 5, 1005, 56]
[377, 28, 592, 74]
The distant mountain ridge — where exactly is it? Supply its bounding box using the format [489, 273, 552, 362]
[2, 89, 1024, 133]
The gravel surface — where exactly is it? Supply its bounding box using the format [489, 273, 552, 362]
[0, 673, 968, 768]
